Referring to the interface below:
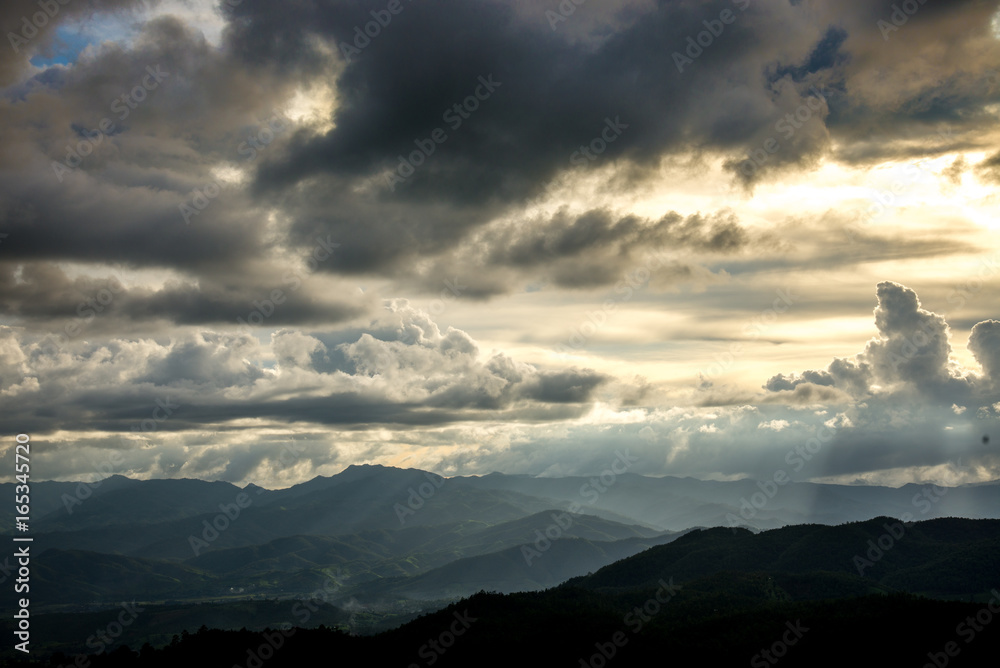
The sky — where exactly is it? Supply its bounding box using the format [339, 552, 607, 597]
[1, 0, 999, 490]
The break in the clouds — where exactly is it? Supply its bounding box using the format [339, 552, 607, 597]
[1, 0, 999, 487]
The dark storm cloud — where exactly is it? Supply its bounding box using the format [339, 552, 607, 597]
[809, 0, 1000, 165]
[0, 9, 379, 329]
[406, 207, 760, 294]
[488, 209, 751, 269]
[520, 368, 608, 403]
[764, 369, 836, 392]
[205, 0, 999, 285]
[5, 0, 995, 311]
[0, 260, 370, 332]
[271, 191, 756, 297]
[236, 0, 1000, 190]
[269, 185, 499, 277]
[120, 281, 367, 325]
[0, 15, 295, 273]
[2, 0, 999, 487]
[1, 0, 159, 85]
[246, 0, 832, 199]
[978, 150, 1000, 183]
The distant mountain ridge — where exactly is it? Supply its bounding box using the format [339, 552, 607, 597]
[565, 516, 1000, 599]
[5, 465, 1000, 611]
[7, 464, 999, 535]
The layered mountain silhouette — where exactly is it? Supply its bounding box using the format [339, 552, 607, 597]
[4, 464, 999, 611]
[5, 513, 1000, 665]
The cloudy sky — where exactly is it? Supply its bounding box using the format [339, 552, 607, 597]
[2, 0, 999, 489]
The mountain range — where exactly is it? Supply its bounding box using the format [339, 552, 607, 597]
[5, 464, 1000, 613]
[5, 512, 1000, 664]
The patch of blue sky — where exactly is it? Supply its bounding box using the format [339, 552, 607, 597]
[29, 24, 92, 67]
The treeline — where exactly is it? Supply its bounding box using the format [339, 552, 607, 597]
[5, 588, 1000, 667]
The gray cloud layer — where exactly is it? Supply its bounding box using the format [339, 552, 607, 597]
[2, 0, 998, 325]
[1, 1, 998, 485]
